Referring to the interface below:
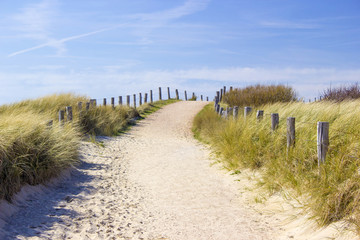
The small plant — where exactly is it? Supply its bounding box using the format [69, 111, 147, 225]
[321, 83, 360, 102]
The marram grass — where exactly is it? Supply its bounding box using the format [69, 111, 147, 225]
[0, 93, 177, 202]
[193, 100, 360, 232]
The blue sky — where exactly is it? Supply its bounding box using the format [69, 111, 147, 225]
[0, 0, 359, 104]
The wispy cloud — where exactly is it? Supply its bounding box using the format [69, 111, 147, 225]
[8, 0, 211, 58]
[1, 66, 359, 104]
[260, 20, 320, 29]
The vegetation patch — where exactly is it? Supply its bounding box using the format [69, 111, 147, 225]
[193, 100, 360, 233]
[0, 93, 177, 202]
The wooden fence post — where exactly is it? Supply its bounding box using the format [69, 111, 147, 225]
[220, 107, 224, 116]
[317, 122, 329, 166]
[256, 110, 264, 120]
[127, 95, 130, 106]
[119, 96, 123, 105]
[220, 89, 223, 102]
[167, 87, 170, 99]
[201, 95, 203, 101]
[207, 96, 209, 101]
[150, 90, 153, 103]
[192, 92, 195, 100]
[66, 106, 73, 121]
[139, 93, 142, 106]
[271, 113, 279, 131]
[133, 94, 136, 108]
[244, 107, 252, 119]
[111, 97, 115, 109]
[223, 86, 226, 95]
[86, 102, 90, 111]
[90, 99, 97, 107]
[144, 93, 148, 103]
[59, 110, 65, 125]
[230, 86, 233, 92]
[159, 87, 162, 100]
[185, 91, 188, 101]
[216, 104, 220, 114]
[233, 106, 239, 119]
[216, 91, 220, 102]
[287, 117, 296, 149]
[103, 98, 106, 106]
[175, 89, 179, 100]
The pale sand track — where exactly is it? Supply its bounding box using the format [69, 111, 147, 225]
[1, 101, 355, 239]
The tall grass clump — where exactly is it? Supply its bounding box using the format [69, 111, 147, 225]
[223, 84, 297, 107]
[193, 100, 360, 232]
[0, 93, 177, 202]
[321, 83, 360, 102]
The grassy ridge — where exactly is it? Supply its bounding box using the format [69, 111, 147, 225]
[193, 101, 360, 231]
[0, 93, 177, 202]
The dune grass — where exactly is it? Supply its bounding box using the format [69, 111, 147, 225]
[0, 93, 177, 202]
[193, 100, 360, 232]
[223, 84, 297, 107]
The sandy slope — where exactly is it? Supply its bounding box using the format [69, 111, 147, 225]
[0, 101, 356, 239]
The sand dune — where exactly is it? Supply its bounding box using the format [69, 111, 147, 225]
[0, 101, 356, 239]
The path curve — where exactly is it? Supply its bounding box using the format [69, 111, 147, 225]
[1, 101, 278, 240]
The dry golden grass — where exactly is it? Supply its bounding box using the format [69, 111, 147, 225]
[0, 93, 177, 202]
[193, 100, 360, 233]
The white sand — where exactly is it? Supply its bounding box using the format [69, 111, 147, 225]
[0, 101, 357, 239]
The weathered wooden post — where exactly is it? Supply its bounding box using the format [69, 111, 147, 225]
[90, 99, 97, 107]
[78, 102, 82, 118]
[216, 104, 220, 114]
[144, 93, 148, 103]
[167, 87, 170, 99]
[317, 122, 329, 166]
[133, 94, 136, 108]
[271, 113, 279, 131]
[233, 106, 239, 119]
[59, 110, 65, 125]
[214, 96, 219, 107]
[139, 93, 142, 106]
[66, 106, 73, 121]
[244, 107, 252, 119]
[287, 117, 296, 149]
[184, 91, 188, 101]
[119, 96, 123, 105]
[216, 91, 220, 102]
[230, 86, 233, 92]
[159, 87, 162, 100]
[111, 97, 115, 109]
[150, 90, 153, 103]
[127, 95, 130, 106]
[223, 86, 226, 95]
[103, 98, 107, 106]
[220, 89, 223, 102]
[175, 89, 179, 100]
[201, 95, 203, 101]
[256, 110, 264, 120]
[78, 102, 82, 111]
[206, 96, 209, 101]
[192, 92, 195, 100]
[220, 107, 224, 116]
[86, 102, 90, 111]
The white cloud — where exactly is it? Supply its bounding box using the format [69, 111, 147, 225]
[1, 67, 359, 104]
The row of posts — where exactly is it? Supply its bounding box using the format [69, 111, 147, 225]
[214, 99, 329, 169]
[56, 87, 209, 124]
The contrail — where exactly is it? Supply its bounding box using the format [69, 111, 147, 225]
[8, 25, 123, 57]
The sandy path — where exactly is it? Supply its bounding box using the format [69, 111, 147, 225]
[1, 101, 279, 240]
